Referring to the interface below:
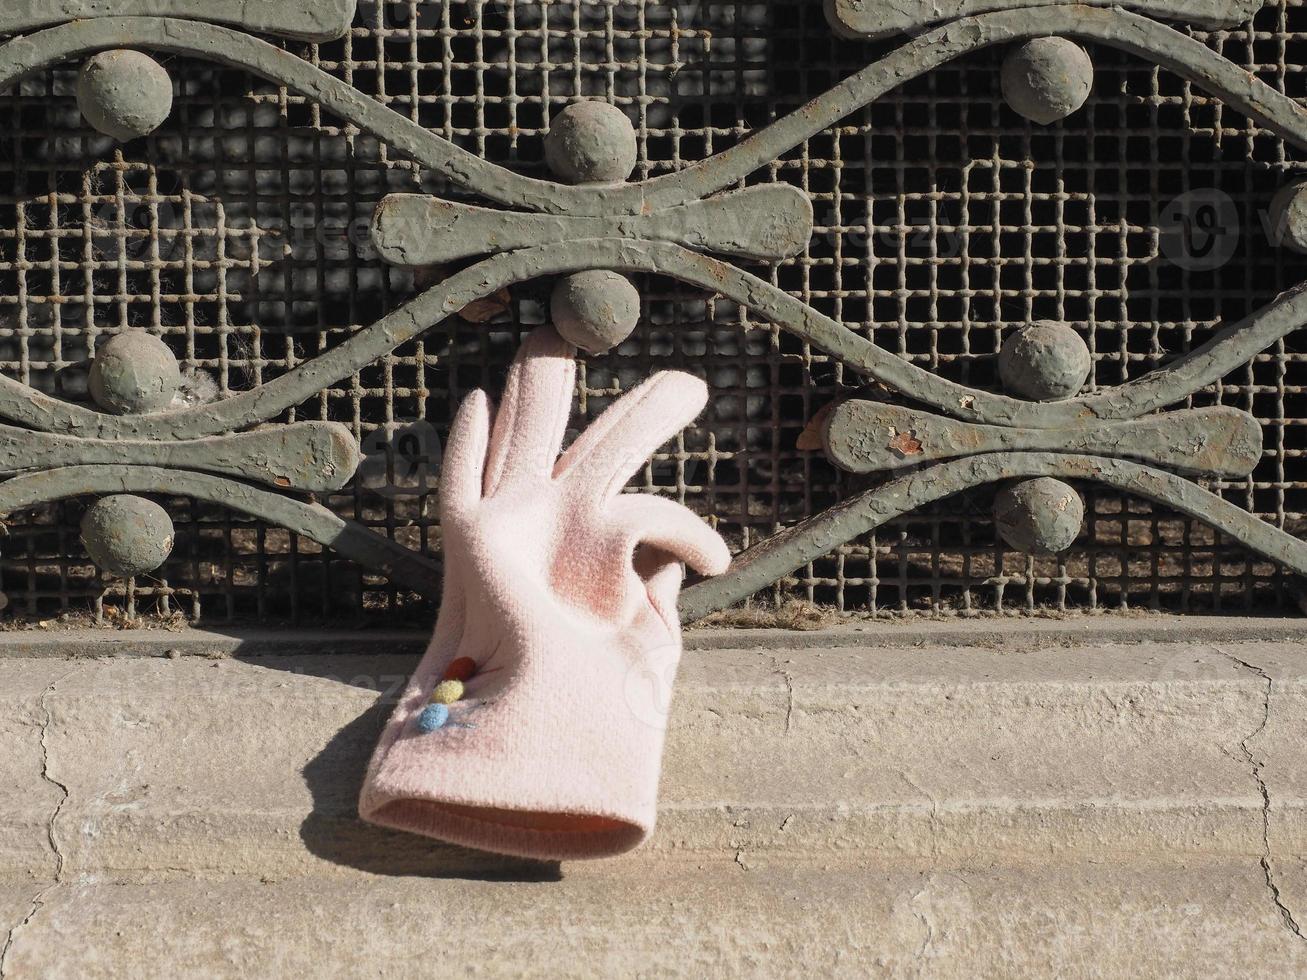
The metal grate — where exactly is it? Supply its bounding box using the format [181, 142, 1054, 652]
[1, 0, 1305, 625]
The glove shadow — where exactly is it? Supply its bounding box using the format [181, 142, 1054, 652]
[298, 686, 562, 882]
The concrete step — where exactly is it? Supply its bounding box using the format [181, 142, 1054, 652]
[2, 631, 1306, 877]
[5, 624, 1307, 976]
[4, 862, 1307, 977]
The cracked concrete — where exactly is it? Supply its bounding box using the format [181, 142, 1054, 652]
[0, 672, 80, 979]
[0, 662, 71, 873]
[3, 863, 1306, 976]
[0, 640, 1298, 872]
[1, 628, 1307, 974]
[770, 654, 798, 734]
[1221, 650, 1307, 945]
[36, 670, 74, 883]
[0, 663, 79, 980]
[0, 884, 55, 980]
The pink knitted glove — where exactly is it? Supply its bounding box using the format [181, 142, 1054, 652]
[359, 326, 730, 859]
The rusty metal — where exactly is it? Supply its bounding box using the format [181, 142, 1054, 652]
[79, 494, 174, 578]
[0, 0, 358, 41]
[1000, 37, 1094, 126]
[0, 1, 1305, 623]
[825, 0, 1265, 39]
[992, 478, 1085, 556]
[822, 403, 1263, 478]
[550, 271, 642, 355]
[76, 50, 174, 142]
[370, 186, 815, 267]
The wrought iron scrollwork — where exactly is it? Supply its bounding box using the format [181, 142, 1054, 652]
[0, 3, 1304, 615]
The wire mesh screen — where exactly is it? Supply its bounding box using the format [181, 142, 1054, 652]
[0, 0, 1304, 625]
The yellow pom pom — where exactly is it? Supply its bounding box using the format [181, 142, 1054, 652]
[430, 680, 464, 705]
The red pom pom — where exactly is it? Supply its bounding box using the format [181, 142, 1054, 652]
[443, 657, 477, 682]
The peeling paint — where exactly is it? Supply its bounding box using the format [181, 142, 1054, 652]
[0, 466, 441, 600]
[823, 401, 1263, 478]
[825, 0, 1262, 40]
[0, 0, 358, 42]
[372, 185, 814, 267]
[0, 6, 1299, 614]
[680, 453, 1307, 621]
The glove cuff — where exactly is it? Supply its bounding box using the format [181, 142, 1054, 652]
[358, 629, 679, 860]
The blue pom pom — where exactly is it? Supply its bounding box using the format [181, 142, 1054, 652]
[416, 703, 450, 733]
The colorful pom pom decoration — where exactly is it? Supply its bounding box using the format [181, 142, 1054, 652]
[443, 657, 478, 682]
[416, 703, 450, 733]
[431, 680, 465, 705]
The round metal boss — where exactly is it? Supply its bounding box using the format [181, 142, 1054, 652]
[80, 495, 175, 578]
[544, 102, 638, 184]
[88, 332, 181, 415]
[77, 50, 174, 142]
[993, 478, 1085, 555]
[998, 321, 1091, 402]
[1001, 37, 1093, 125]
[551, 270, 641, 353]
[1269, 181, 1307, 253]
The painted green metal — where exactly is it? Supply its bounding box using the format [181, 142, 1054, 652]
[822, 403, 1263, 478]
[370, 186, 815, 267]
[79, 494, 174, 578]
[825, 0, 1264, 40]
[6, 237, 1305, 444]
[998, 322, 1092, 402]
[1000, 38, 1094, 125]
[76, 49, 173, 142]
[0, 467, 441, 599]
[0, 422, 360, 493]
[992, 478, 1085, 555]
[551, 272, 642, 355]
[1268, 181, 1307, 253]
[0, 4, 1301, 617]
[86, 332, 180, 415]
[678, 453, 1307, 622]
[543, 101, 638, 184]
[0, 0, 357, 42]
[9, 8, 1307, 219]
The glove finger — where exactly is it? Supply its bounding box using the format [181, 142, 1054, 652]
[439, 388, 492, 520]
[632, 545, 686, 629]
[554, 371, 707, 496]
[483, 325, 577, 495]
[612, 494, 731, 578]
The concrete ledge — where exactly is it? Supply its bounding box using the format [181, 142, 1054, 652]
[5, 634, 1307, 976]
[2, 639, 1306, 880]
[4, 863, 1307, 977]
[5, 614, 1307, 659]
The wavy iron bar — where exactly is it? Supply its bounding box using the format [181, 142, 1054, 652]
[680, 454, 1307, 622]
[0, 5, 1303, 613]
[369, 186, 816, 267]
[0, 0, 357, 41]
[825, 0, 1264, 40]
[7, 8, 1307, 215]
[0, 467, 441, 600]
[1, 239, 1303, 441]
